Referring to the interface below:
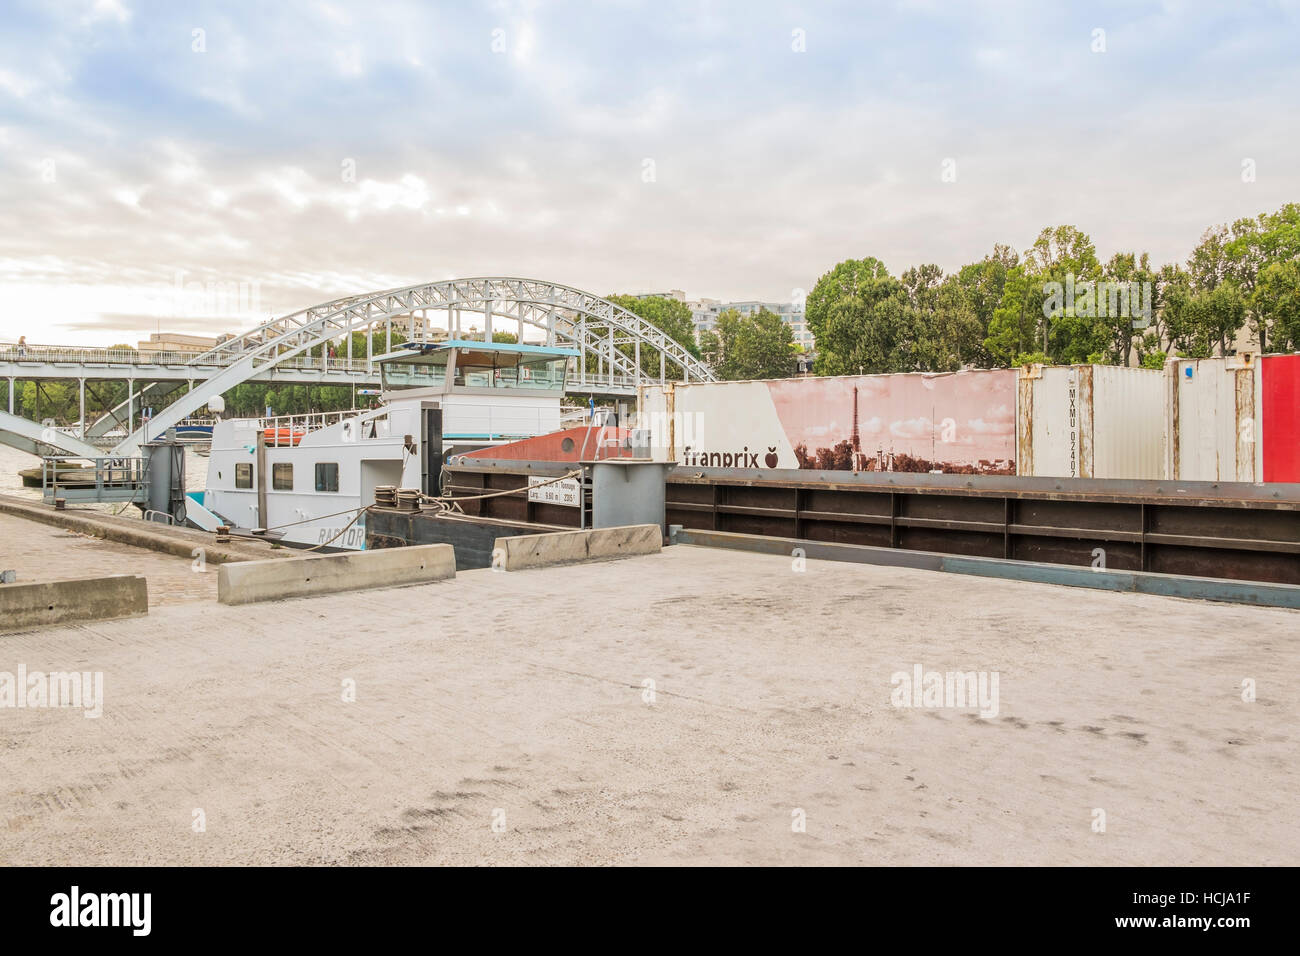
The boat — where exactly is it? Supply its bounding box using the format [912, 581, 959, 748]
[18, 460, 136, 489]
[174, 418, 216, 442]
[196, 340, 578, 550]
[18, 460, 95, 488]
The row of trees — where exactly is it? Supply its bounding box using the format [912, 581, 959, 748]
[806, 202, 1300, 374]
[607, 294, 797, 381]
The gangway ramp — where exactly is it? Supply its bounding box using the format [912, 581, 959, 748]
[184, 491, 228, 533]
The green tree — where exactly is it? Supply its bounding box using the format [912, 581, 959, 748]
[19, 380, 76, 422]
[983, 267, 1044, 365]
[1163, 280, 1245, 358]
[953, 243, 1018, 366]
[1255, 259, 1300, 351]
[706, 308, 795, 380]
[605, 294, 702, 378]
[805, 258, 908, 374]
[986, 226, 1105, 366]
[1100, 251, 1157, 366]
[904, 268, 984, 371]
[1223, 203, 1300, 351]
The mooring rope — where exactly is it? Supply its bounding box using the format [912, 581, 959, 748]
[242, 468, 584, 550]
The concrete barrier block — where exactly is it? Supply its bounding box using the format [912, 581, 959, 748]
[217, 543, 455, 605]
[0, 575, 148, 630]
[494, 524, 661, 571]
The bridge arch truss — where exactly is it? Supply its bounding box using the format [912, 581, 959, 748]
[110, 277, 713, 454]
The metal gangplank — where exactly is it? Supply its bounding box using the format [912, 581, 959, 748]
[37, 456, 148, 505]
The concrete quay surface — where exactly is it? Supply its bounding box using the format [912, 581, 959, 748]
[0, 494, 288, 566]
[0, 512, 223, 607]
[1, 545, 1296, 866]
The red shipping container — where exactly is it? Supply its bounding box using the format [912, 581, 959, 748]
[1262, 354, 1300, 482]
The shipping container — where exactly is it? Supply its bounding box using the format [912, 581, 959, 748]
[1167, 353, 1300, 483]
[638, 369, 1019, 474]
[1016, 364, 1165, 479]
[1261, 354, 1300, 482]
[640, 357, 1299, 483]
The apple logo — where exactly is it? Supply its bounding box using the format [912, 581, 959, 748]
[765, 447, 779, 468]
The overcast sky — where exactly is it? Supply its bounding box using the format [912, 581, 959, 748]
[1, 0, 1297, 345]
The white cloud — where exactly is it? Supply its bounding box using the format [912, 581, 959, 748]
[335, 44, 364, 77]
[83, 0, 131, 25]
[0, 68, 37, 98]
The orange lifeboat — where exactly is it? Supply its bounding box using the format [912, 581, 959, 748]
[263, 427, 305, 446]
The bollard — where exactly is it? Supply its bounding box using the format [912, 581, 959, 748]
[54, 497, 66, 511]
[215, 524, 231, 544]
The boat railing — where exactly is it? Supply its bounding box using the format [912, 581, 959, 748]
[255, 408, 390, 446]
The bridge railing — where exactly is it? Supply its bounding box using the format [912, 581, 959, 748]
[0, 344, 374, 375]
[569, 373, 641, 390]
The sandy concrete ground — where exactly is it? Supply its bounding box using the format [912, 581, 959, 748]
[0, 544, 1296, 866]
[0, 512, 218, 606]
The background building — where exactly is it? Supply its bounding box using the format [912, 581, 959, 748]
[135, 331, 222, 357]
[681, 296, 813, 351]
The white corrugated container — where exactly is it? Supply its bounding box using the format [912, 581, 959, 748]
[1016, 364, 1165, 479]
[1165, 355, 1261, 482]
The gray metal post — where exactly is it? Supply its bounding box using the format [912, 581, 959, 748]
[484, 298, 494, 342]
[79, 378, 85, 439]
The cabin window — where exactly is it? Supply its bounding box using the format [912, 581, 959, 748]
[272, 462, 294, 491]
[315, 462, 340, 492]
[235, 463, 252, 489]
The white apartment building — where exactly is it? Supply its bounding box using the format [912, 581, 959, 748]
[685, 297, 814, 351]
[629, 289, 816, 356]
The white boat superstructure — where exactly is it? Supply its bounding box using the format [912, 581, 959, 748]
[199, 340, 576, 549]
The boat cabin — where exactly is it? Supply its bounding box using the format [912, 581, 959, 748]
[375, 340, 578, 456]
[376, 340, 574, 397]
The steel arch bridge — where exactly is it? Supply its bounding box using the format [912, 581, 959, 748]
[107, 277, 713, 454]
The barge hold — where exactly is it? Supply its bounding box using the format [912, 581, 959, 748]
[429, 456, 1300, 588]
